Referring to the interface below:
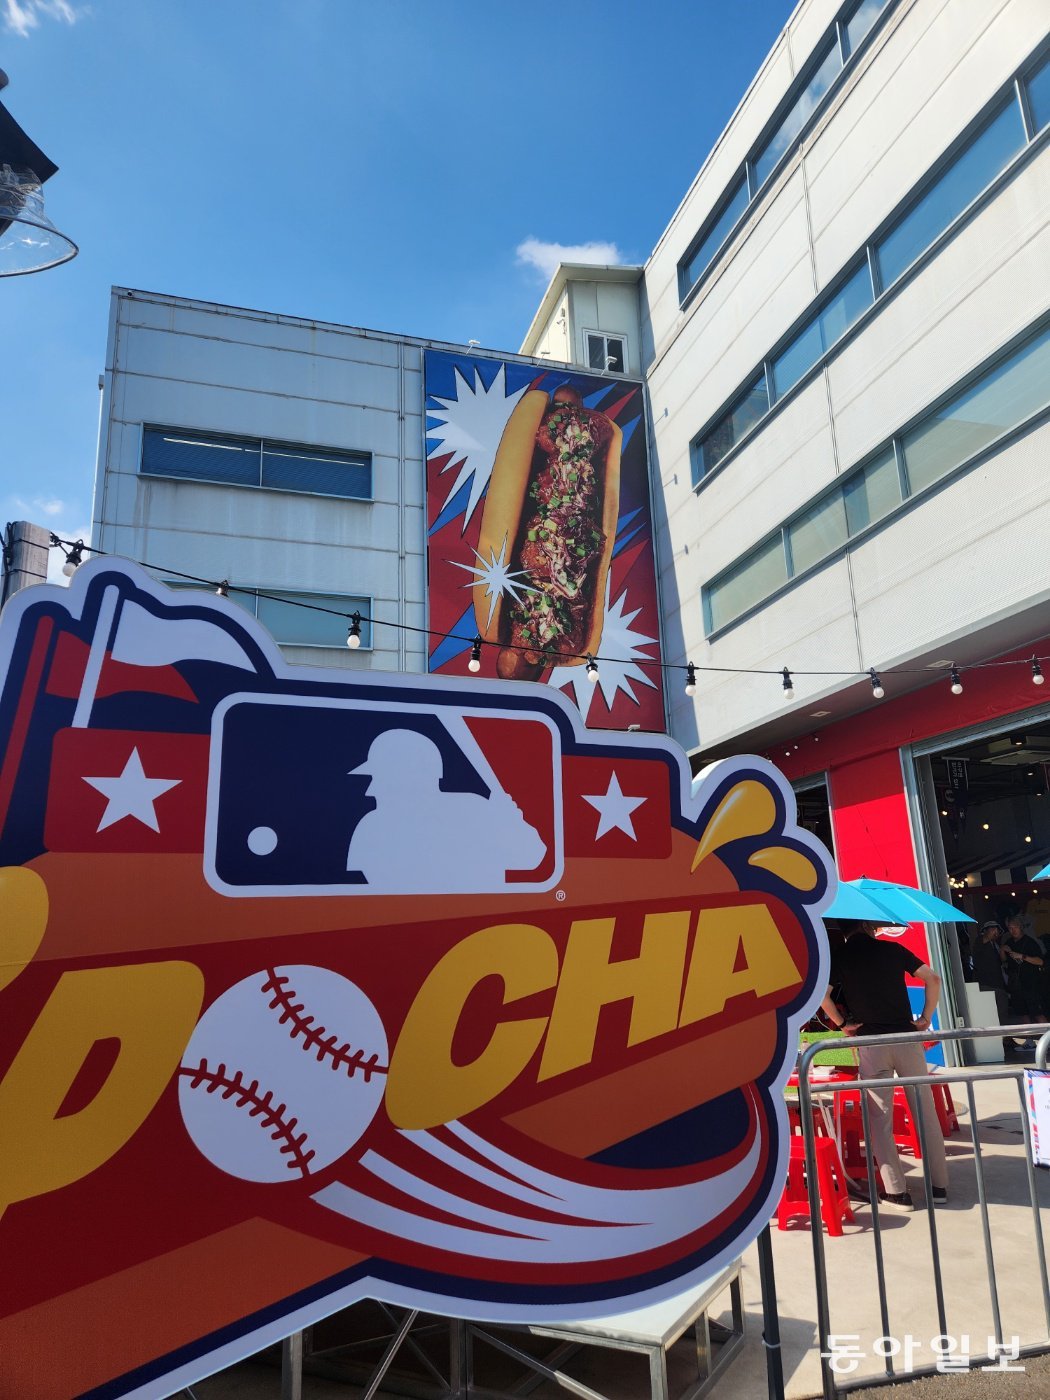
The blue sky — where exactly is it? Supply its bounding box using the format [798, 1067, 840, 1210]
[3, 0, 792, 571]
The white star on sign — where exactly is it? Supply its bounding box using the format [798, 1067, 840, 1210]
[83, 747, 181, 833]
[582, 772, 646, 842]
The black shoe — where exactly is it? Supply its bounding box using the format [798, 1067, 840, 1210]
[932, 1187, 948, 1205]
[879, 1191, 914, 1212]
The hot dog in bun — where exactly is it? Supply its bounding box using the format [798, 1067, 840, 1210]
[476, 387, 622, 681]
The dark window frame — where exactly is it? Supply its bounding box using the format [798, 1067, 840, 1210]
[167, 580, 375, 651]
[141, 425, 374, 503]
[677, 0, 898, 309]
[701, 313, 1050, 638]
[689, 44, 1050, 498]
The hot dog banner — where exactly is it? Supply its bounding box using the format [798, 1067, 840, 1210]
[425, 350, 667, 731]
[0, 559, 834, 1400]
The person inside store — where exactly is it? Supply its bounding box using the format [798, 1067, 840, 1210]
[971, 919, 1020, 1058]
[1000, 903, 1046, 1050]
[820, 920, 949, 1212]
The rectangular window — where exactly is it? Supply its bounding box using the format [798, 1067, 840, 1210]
[586, 333, 626, 373]
[706, 537, 788, 632]
[171, 581, 372, 649]
[1026, 52, 1050, 134]
[901, 326, 1050, 493]
[695, 374, 770, 480]
[680, 174, 750, 295]
[142, 430, 261, 487]
[788, 493, 848, 575]
[843, 0, 890, 57]
[142, 427, 372, 500]
[843, 448, 901, 534]
[772, 262, 873, 397]
[753, 39, 843, 189]
[875, 99, 1026, 290]
[256, 590, 372, 649]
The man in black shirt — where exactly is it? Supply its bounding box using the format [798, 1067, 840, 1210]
[1001, 907, 1046, 1038]
[820, 922, 948, 1211]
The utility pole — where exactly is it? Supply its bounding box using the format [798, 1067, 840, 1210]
[2, 520, 49, 603]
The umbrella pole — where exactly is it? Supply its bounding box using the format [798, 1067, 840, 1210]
[757, 1223, 786, 1400]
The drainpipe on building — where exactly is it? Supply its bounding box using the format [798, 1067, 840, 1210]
[1, 520, 49, 604]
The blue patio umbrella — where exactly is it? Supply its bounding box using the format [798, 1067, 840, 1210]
[823, 881, 903, 922]
[1034, 863, 1050, 881]
[825, 876, 975, 924]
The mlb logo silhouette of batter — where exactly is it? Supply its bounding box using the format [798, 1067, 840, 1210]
[347, 729, 546, 893]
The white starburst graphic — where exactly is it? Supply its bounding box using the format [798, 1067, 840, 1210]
[549, 580, 658, 720]
[449, 535, 538, 629]
[427, 363, 528, 529]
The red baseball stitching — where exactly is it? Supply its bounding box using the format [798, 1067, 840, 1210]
[178, 1060, 316, 1176]
[260, 969, 388, 1082]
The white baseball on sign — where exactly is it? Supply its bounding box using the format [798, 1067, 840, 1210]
[179, 964, 388, 1183]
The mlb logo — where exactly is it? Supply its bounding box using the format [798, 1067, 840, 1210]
[206, 695, 562, 896]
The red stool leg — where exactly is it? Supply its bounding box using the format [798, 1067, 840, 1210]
[893, 1086, 923, 1157]
[814, 1138, 854, 1237]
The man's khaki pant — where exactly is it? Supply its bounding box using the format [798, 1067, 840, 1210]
[856, 1040, 948, 1195]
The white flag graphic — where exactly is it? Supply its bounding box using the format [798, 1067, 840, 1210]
[110, 600, 255, 671]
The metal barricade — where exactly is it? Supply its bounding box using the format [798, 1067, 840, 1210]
[797, 1025, 1050, 1398]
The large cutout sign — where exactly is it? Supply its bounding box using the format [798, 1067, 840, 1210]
[0, 561, 833, 1400]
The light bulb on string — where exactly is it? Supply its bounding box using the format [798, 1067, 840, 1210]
[468, 636, 482, 673]
[869, 667, 885, 700]
[61, 540, 85, 578]
[950, 665, 963, 695]
[1032, 656, 1045, 686]
[585, 655, 599, 683]
[781, 667, 794, 701]
[215, 580, 229, 597]
[346, 612, 362, 649]
[684, 662, 697, 697]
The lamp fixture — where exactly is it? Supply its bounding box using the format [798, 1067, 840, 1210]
[61, 539, 84, 577]
[781, 667, 794, 701]
[950, 665, 963, 695]
[346, 611, 362, 649]
[869, 667, 885, 700]
[468, 635, 482, 672]
[684, 662, 697, 697]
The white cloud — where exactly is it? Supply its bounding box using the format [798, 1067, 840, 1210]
[3, 0, 81, 37]
[516, 237, 624, 283]
[34, 496, 65, 517]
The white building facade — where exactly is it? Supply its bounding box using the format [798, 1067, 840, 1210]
[522, 0, 1050, 1043]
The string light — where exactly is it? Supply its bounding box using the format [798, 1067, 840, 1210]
[468, 635, 482, 673]
[684, 662, 697, 697]
[60, 539, 85, 578]
[869, 668, 885, 700]
[346, 611, 363, 649]
[38, 537, 1050, 696]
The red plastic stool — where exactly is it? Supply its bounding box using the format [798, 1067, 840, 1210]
[929, 1076, 959, 1135]
[834, 1088, 867, 1180]
[778, 1137, 854, 1237]
[786, 1099, 832, 1138]
[892, 1087, 926, 1157]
